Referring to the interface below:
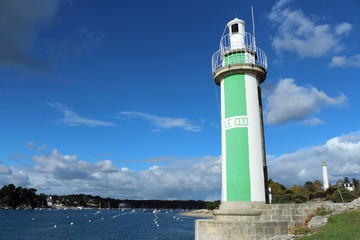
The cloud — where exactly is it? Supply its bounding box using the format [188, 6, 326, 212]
[329, 55, 360, 68]
[268, 0, 352, 58]
[31, 149, 117, 179]
[268, 132, 360, 186]
[264, 79, 347, 125]
[4, 131, 360, 199]
[26, 149, 221, 200]
[118, 111, 202, 132]
[47, 102, 115, 127]
[95, 160, 117, 173]
[122, 156, 179, 163]
[0, 0, 60, 70]
[32, 149, 91, 178]
[27, 142, 47, 151]
[0, 163, 29, 187]
[301, 118, 324, 127]
[335, 23, 352, 35]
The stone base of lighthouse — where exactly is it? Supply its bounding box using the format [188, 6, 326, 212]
[195, 201, 343, 240]
[195, 202, 289, 240]
[195, 201, 348, 240]
[195, 203, 284, 240]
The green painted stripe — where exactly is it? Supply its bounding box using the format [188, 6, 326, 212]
[224, 74, 247, 118]
[224, 53, 245, 66]
[224, 73, 251, 201]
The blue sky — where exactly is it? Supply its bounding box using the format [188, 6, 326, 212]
[1, 0, 359, 200]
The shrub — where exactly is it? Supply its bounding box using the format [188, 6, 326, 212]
[331, 187, 357, 203]
[271, 195, 282, 204]
[292, 226, 313, 235]
[206, 200, 220, 210]
[271, 194, 308, 204]
[314, 191, 327, 199]
[284, 189, 293, 194]
[293, 194, 308, 203]
[279, 194, 294, 203]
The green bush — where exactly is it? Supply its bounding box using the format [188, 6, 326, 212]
[293, 194, 308, 203]
[206, 200, 220, 210]
[271, 195, 281, 204]
[314, 191, 327, 199]
[284, 189, 293, 194]
[271, 194, 307, 204]
[279, 194, 294, 203]
[331, 187, 357, 203]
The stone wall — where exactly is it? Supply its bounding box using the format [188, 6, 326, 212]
[195, 200, 353, 240]
[259, 201, 346, 227]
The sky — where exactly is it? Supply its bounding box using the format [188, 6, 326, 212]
[1, 0, 360, 201]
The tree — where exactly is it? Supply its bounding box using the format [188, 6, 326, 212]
[37, 193, 47, 208]
[206, 200, 220, 210]
[293, 194, 307, 203]
[304, 181, 316, 193]
[331, 186, 357, 203]
[352, 178, 359, 188]
[269, 180, 286, 195]
[313, 180, 323, 191]
[290, 185, 307, 195]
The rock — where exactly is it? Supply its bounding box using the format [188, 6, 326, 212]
[265, 235, 296, 240]
[180, 209, 214, 218]
[307, 215, 328, 229]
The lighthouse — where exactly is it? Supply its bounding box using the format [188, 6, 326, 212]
[322, 162, 329, 190]
[196, 17, 302, 240]
[211, 18, 268, 203]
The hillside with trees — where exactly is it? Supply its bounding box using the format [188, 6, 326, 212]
[0, 184, 207, 210]
[269, 177, 360, 204]
[1, 177, 359, 210]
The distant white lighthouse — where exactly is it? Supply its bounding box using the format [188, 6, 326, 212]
[211, 18, 268, 203]
[322, 162, 329, 190]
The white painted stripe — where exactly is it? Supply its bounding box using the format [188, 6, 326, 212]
[245, 74, 266, 202]
[220, 79, 227, 202]
[223, 116, 248, 130]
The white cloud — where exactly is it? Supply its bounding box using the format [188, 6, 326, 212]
[268, 0, 352, 58]
[118, 111, 202, 132]
[335, 23, 352, 35]
[3, 131, 360, 199]
[268, 132, 360, 186]
[27, 142, 47, 151]
[32, 149, 91, 179]
[122, 156, 179, 163]
[264, 78, 346, 125]
[32, 149, 118, 179]
[0, 163, 29, 186]
[95, 160, 117, 173]
[0, 164, 12, 175]
[301, 118, 324, 126]
[2, 149, 221, 200]
[47, 102, 115, 127]
[329, 54, 360, 68]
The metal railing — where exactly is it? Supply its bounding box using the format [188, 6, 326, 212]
[211, 33, 268, 73]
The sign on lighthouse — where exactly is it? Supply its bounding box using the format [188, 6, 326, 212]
[211, 18, 268, 203]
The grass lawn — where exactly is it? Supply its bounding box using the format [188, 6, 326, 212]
[298, 209, 360, 240]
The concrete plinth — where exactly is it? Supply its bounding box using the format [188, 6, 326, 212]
[195, 202, 290, 240]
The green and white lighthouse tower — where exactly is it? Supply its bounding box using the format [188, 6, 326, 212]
[212, 18, 268, 203]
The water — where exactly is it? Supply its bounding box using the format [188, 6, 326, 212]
[0, 209, 199, 240]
